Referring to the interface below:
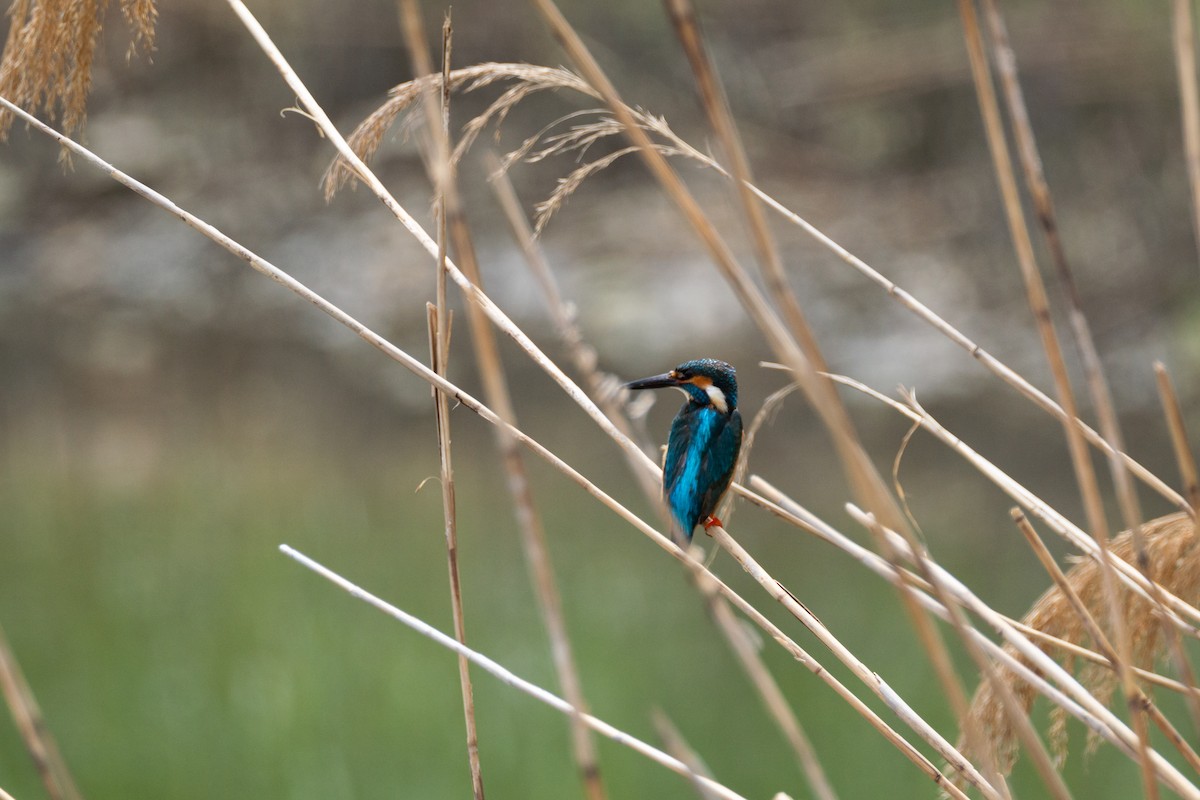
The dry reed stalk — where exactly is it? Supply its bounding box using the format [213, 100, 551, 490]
[954, 24, 1151, 787]
[743, 191, 1187, 514]
[516, 20, 993, 785]
[980, 0, 1200, 744]
[843, 505, 1200, 799]
[399, 5, 606, 794]
[703, 524, 995, 800]
[692, 569, 840, 800]
[0, 0, 156, 137]
[651, 710, 722, 800]
[1156, 362, 1200, 516]
[528, 0, 922, 566]
[0, 622, 83, 800]
[425, 303, 486, 800]
[906, 535, 1071, 799]
[216, 12, 987, 784]
[827, 373, 1200, 632]
[485, 157, 661, 502]
[279, 546, 751, 800]
[746, 475, 1195, 696]
[4, 94, 985, 796]
[489, 169, 838, 798]
[404, 7, 487, 792]
[978, 0, 1149, 549]
[662, 0, 822, 375]
[857, 509, 1016, 800]
[0, 784, 16, 800]
[330, 59, 1187, 528]
[1012, 509, 1200, 775]
[873, 477, 1066, 795]
[471, 188, 619, 800]
[1173, 0, 1200, 268]
[965, 512, 1200, 782]
[816, 372, 1200, 791]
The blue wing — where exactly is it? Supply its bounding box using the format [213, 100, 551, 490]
[663, 405, 743, 541]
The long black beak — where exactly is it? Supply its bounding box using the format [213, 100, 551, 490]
[625, 372, 680, 391]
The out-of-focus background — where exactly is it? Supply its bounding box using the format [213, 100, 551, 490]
[3, 0, 1199, 796]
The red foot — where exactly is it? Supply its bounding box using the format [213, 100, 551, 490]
[703, 515, 723, 530]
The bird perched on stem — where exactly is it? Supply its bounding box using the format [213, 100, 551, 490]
[626, 358, 743, 543]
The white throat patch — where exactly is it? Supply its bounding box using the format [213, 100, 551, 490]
[704, 384, 729, 413]
[676, 374, 730, 413]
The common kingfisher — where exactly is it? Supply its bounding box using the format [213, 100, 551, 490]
[626, 358, 743, 543]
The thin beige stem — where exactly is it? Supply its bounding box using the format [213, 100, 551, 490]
[1173, 0, 1200, 268]
[489, 166, 835, 799]
[425, 304, 485, 800]
[651, 710, 722, 800]
[2, 93, 978, 795]
[746, 475, 1193, 698]
[980, 0, 1200, 755]
[959, 0, 1106, 558]
[486, 157, 661, 501]
[858, 510, 1010, 795]
[955, 21, 1157, 790]
[661, 0, 821, 374]
[705, 525, 996, 800]
[845, 506, 1200, 799]
[281, 546, 750, 800]
[1012, 509, 1200, 774]
[432, 62, 606, 800]
[1156, 362, 1200, 516]
[405, 3, 605, 795]
[904, 530, 1070, 800]
[693, 570, 840, 800]
[403, 4, 485, 793]
[0, 623, 83, 800]
[825, 374, 1200, 631]
[529, 0, 917, 563]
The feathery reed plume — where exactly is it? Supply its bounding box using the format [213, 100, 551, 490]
[963, 512, 1200, 775]
[0, 0, 157, 137]
[321, 63, 598, 200]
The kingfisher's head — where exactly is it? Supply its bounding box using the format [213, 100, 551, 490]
[625, 358, 738, 413]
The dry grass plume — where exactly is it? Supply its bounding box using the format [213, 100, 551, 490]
[963, 512, 1200, 774]
[0, 0, 157, 138]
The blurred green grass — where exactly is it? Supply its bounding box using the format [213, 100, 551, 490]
[0, 397, 1179, 798]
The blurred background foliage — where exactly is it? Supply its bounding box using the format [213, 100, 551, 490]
[2, 0, 1200, 796]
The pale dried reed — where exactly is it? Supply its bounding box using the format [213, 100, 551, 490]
[964, 513, 1200, 774]
[0, 0, 156, 137]
[321, 63, 597, 200]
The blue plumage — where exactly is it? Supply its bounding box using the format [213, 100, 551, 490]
[626, 359, 743, 542]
